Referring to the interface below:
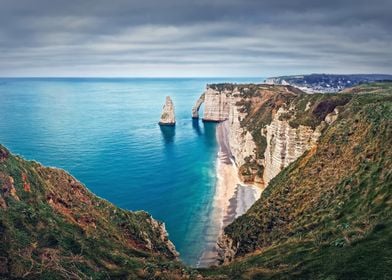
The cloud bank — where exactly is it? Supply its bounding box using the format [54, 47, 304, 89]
[0, 0, 391, 76]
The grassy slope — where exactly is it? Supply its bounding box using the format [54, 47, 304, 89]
[201, 83, 392, 279]
[216, 83, 351, 184]
[1, 82, 391, 279]
[0, 147, 196, 279]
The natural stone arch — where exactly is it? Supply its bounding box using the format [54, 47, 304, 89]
[192, 93, 205, 119]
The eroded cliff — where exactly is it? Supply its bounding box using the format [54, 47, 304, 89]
[262, 107, 323, 186]
[200, 82, 392, 280]
[193, 84, 346, 189]
[0, 145, 194, 279]
[202, 87, 231, 121]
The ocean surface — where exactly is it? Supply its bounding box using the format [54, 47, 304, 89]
[0, 77, 261, 265]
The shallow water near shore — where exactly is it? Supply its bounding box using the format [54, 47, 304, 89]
[0, 77, 261, 265]
[197, 121, 262, 267]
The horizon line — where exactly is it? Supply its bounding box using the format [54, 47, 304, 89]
[0, 76, 264, 79]
[0, 73, 391, 79]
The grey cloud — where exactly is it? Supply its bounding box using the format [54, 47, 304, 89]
[0, 0, 391, 76]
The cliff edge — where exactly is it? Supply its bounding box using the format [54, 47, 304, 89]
[193, 83, 347, 189]
[199, 82, 392, 279]
[0, 145, 193, 279]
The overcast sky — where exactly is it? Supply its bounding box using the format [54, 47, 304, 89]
[0, 0, 391, 77]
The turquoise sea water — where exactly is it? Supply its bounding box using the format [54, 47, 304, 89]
[0, 77, 261, 265]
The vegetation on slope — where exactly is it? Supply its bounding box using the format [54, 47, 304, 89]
[201, 82, 392, 279]
[266, 74, 392, 93]
[1, 82, 391, 280]
[223, 83, 351, 184]
[0, 146, 197, 279]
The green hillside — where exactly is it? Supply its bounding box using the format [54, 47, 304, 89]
[201, 82, 392, 279]
[1, 82, 391, 279]
[0, 145, 195, 279]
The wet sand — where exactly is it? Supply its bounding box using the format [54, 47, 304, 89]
[197, 121, 261, 267]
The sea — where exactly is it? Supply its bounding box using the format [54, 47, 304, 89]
[0, 77, 261, 265]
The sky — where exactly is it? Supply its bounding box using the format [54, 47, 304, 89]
[0, 0, 391, 77]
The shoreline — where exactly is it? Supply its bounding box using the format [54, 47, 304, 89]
[197, 120, 261, 267]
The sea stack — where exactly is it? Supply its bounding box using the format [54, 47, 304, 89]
[159, 96, 176, 126]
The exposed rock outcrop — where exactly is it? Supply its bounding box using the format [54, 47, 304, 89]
[0, 147, 9, 162]
[193, 84, 348, 191]
[144, 216, 179, 258]
[325, 107, 339, 124]
[227, 94, 258, 181]
[159, 96, 176, 126]
[201, 87, 230, 121]
[192, 93, 205, 119]
[0, 172, 19, 201]
[216, 233, 237, 265]
[215, 84, 392, 277]
[262, 107, 323, 186]
[193, 85, 259, 182]
[193, 84, 323, 189]
[0, 144, 183, 279]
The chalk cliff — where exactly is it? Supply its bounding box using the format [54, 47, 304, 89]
[2, 82, 391, 280]
[262, 107, 323, 186]
[193, 83, 351, 267]
[202, 87, 230, 121]
[193, 84, 334, 189]
[226, 90, 259, 183]
[261, 104, 341, 186]
[213, 83, 392, 279]
[159, 96, 176, 125]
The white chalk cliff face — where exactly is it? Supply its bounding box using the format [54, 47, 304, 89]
[262, 107, 322, 186]
[193, 86, 257, 174]
[159, 96, 176, 125]
[193, 85, 334, 190]
[192, 84, 349, 265]
[202, 88, 230, 121]
[227, 91, 258, 170]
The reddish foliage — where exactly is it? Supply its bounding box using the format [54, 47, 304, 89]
[21, 172, 31, 192]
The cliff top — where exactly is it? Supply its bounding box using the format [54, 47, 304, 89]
[207, 83, 304, 97]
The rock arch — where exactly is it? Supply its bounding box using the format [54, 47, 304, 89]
[192, 93, 205, 119]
